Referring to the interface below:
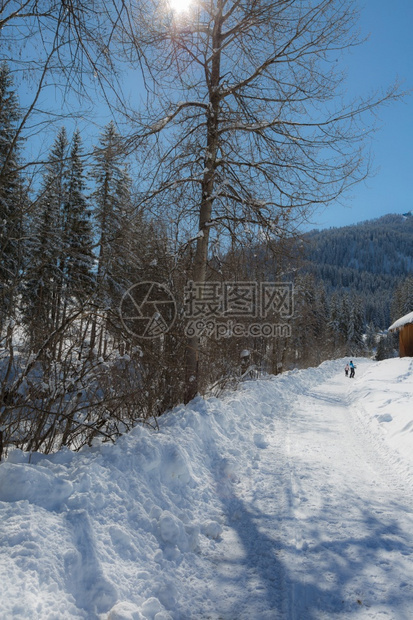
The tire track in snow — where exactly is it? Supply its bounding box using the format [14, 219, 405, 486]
[200, 385, 289, 620]
[280, 368, 413, 619]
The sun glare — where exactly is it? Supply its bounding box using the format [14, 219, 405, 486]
[168, 0, 192, 13]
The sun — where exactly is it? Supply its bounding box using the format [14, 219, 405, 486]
[168, 0, 192, 13]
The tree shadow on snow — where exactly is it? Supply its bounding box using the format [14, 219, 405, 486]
[206, 450, 413, 619]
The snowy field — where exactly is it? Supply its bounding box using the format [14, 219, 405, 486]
[1, 357, 413, 619]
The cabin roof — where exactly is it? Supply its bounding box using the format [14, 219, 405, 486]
[388, 311, 413, 332]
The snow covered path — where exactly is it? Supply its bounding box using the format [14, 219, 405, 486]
[276, 365, 413, 619]
[1, 358, 413, 619]
[203, 359, 413, 619]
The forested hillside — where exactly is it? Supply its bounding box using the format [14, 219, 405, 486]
[306, 214, 413, 276]
[301, 214, 413, 329]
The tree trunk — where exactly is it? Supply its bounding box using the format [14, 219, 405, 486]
[184, 1, 223, 403]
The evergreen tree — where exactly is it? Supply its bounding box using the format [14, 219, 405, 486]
[23, 128, 69, 349]
[0, 63, 24, 324]
[90, 122, 133, 353]
[391, 276, 413, 323]
[327, 292, 346, 355]
[339, 294, 350, 344]
[376, 332, 398, 361]
[401, 277, 413, 315]
[328, 293, 341, 342]
[92, 122, 132, 303]
[365, 322, 378, 352]
[63, 129, 94, 304]
[347, 294, 365, 353]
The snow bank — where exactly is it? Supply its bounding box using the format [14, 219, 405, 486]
[348, 356, 413, 487]
[0, 357, 412, 619]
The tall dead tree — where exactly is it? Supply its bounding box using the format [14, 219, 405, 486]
[2, 0, 400, 403]
[121, 0, 399, 401]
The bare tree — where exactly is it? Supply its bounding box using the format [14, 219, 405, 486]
[0, 0, 134, 176]
[117, 0, 400, 401]
[1, 0, 401, 404]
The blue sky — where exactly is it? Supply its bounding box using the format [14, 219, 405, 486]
[17, 0, 412, 232]
[310, 0, 413, 230]
[118, 0, 413, 232]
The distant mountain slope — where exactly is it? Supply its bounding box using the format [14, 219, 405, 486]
[305, 214, 413, 276]
[301, 214, 413, 327]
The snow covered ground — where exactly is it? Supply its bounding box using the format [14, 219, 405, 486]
[1, 357, 413, 619]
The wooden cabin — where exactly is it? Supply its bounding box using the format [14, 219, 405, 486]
[388, 311, 413, 357]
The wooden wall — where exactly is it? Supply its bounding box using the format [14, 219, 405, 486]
[399, 323, 413, 357]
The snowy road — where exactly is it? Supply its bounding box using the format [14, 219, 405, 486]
[279, 368, 413, 619]
[1, 358, 413, 619]
[203, 360, 413, 619]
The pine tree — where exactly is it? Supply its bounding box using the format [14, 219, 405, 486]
[376, 332, 397, 361]
[23, 128, 69, 349]
[63, 129, 94, 304]
[92, 123, 129, 297]
[391, 276, 413, 323]
[365, 322, 378, 352]
[0, 63, 24, 324]
[327, 292, 346, 355]
[402, 277, 413, 315]
[90, 122, 133, 353]
[347, 294, 365, 353]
